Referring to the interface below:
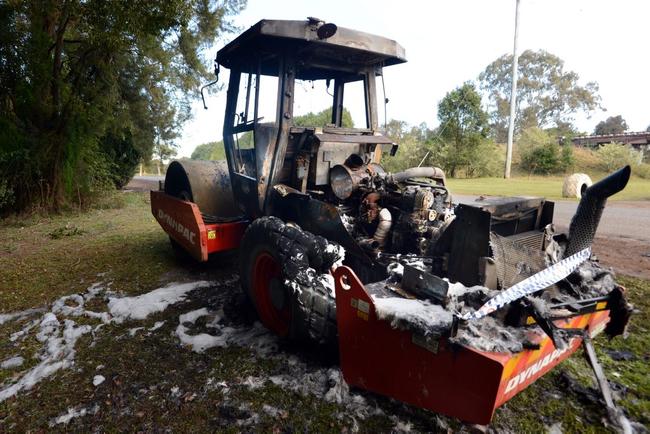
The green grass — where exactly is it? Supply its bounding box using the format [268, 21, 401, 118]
[446, 175, 650, 201]
[0, 192, 648, 432]
[0, 192, 177, 312]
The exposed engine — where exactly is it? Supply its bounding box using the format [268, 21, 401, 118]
[328, 154, 454, 259]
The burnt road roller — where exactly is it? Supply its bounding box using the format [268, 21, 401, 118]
[151, 19, 634, 425]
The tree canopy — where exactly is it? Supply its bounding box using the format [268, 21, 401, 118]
[0, 0, 245, 212]
[478, 50, 602, 141]
[191, 140, 226, 161]
[293, 107, 354, 129]
[594, 115, 628, 135]
[436, 82, 490, 177]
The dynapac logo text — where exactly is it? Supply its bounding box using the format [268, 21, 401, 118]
[504, 344, 571, 394]
[158, 209, 196, 245]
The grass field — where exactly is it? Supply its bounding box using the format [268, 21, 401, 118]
[446, 174, 650, 201]
[0, 192, 648, 432]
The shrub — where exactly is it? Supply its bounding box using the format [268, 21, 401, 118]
[521, 144, 560, 174]
[634, 163, 650, 179]
[465, 141, 504, 177]
[596, 143, 643, 172]
[69, 144, 115, 208]
[99, 129, 141, 189]
[518, 127, 569, 174]
[560, 144, 574, 170]
[381, 136, 431, 173]
[0, 179, 14, 210]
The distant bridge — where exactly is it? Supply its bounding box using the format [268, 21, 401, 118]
[571, 131, 650, 151]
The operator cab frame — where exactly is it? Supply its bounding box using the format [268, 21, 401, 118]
[216, 19, 406, 217]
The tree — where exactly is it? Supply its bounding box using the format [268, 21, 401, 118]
[99, 129, 141, 188]
[436, 82, 490, 177]
[293, 107, 354, 128]
[191, 140, 226, 160]
[594, 115, 628, 135]
[479, 50, 602, 142]
[153, 141, 177, 176]
[381, 120, 434, 172]
[191, 142, 216, 160]
[0, 0, 245, 212]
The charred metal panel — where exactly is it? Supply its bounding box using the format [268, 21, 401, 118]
[448, 204, 491, 286]
[470, 196, 545, 236]
[540, 200, 554, 227]
[314, 133, 394, 144]
[310, 141, 385, 186]
[401, 265, 449, 304]
[263, 56, 295, 213]
[313, 142, 361, 186]
[254, 122, 279, 199]
[217, 19, 406, 78]
[365, 67, 379, 130]
[332, 78, 345, 126]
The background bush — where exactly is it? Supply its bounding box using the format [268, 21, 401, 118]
[635, 163, 650, 179]
[518, 127, 572, 174]
[596, 143, 643, 172]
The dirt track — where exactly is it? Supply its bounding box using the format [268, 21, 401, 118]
[124, 176, 163, 192]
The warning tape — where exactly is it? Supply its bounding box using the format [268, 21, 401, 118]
[461, 247, 591, 321]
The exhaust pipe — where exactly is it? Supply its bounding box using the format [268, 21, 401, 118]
[389, 167, 446, 185]
[565, 166, 631, 257]
[373, 208, 393, 246]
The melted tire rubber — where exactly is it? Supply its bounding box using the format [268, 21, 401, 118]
[239, 216, 339, 345]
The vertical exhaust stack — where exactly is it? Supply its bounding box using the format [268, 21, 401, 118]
[565, 166, 631, 257]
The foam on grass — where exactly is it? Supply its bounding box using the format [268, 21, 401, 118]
[1, 356, 24, 369]
[108, 281, 210, 322]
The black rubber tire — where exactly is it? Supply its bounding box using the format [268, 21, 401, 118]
[239, 216, 339, 345]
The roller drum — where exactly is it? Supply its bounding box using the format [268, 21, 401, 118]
[164, 160, 239, 217]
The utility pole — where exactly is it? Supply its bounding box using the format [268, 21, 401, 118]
[504, 0, 520, 179]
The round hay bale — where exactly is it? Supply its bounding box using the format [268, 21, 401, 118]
[562, 173, 592, 199]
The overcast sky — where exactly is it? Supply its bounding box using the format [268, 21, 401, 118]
[178, 0, 650, 157]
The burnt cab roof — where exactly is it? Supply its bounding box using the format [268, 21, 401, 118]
[216, 19, 406, 80]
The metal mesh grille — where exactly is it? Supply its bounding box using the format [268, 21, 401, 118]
[490, 232, 547, 289]
[506, 231, 545, 250]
